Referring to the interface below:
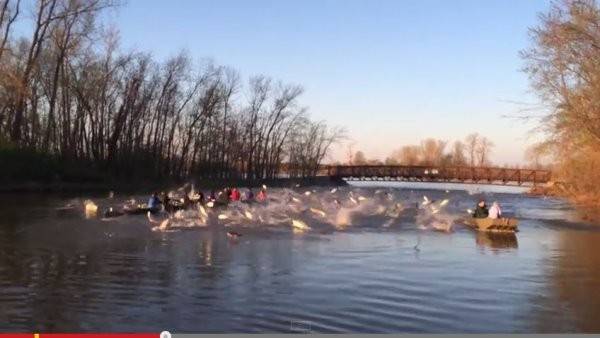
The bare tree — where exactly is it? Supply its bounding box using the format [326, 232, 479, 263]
[465, 133, 480, 167]
[419, 138, 447, 166]
[476, 136, 494, 166]
[353, 150, 367, 165]
[0, 0, 20, 62]
[451, 140, 467, 166]
[522, 0, 600, 202]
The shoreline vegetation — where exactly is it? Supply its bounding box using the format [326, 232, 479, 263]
[521, 0, 600, 208]
[0, 176, 345, 194]
[0, 0, 344, 188]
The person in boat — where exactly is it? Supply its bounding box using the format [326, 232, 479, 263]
[473, 200, 489, 218]
[257, 189, 267, 202]
[488, 201, 502, 219]
[217, 189, 230, 205]
[148, 192, 162, 213]
[182, 194, 192, 209]
[230, 187, 241, 201]
[245, 189, 254, 202]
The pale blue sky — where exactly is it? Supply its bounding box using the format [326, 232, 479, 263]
[110, 0, 550, 164]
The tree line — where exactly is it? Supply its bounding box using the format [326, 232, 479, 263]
[346, 133, 495, 167]
[522, 0, 600, 204]
[0, 0, 343, 182]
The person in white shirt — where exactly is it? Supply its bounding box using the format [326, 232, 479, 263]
[488, 201, 502, 219]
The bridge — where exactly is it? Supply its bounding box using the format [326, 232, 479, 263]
[326, 165, 551, 186]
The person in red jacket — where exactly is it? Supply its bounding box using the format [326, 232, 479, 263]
[230, 188, 241, 201]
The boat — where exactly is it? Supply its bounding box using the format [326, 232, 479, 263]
[123, 203, 155, 215]
[464, 217, 519, 232]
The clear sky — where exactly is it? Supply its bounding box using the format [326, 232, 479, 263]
[109, 0, 552, 165]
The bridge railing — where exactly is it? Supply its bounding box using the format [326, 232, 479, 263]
[326, 165, 551, 185]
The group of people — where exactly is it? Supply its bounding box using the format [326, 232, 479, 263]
[472, 200, 502, 219]
[147, 186, 268, 213]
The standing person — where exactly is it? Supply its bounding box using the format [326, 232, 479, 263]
[473, 200, 489, 218]
[488, 201, 502, 219]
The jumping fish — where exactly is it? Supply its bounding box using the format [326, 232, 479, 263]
[262, 184, 268, 190]
[158, 219, 170, 231]
[147, 211, 170, 230]
[330, 188, 337, 194]
[422, 196, 431, 206]
[440, 199, 449, 207]
[227, 231, 242, 239]
[218, 214, 229, 220]
[198, 205, 208, 218]
[304, 191, 312, 196]
[292, 197, 301, 203]
[244, 210, 254, 220]
[292, 219, 311, 231]
[432, 220, 452, 232]
[206, 201, 215, 208]
[357, 196, 367, 201]
[310, 208, 326, 217]
[84, 200, 98, 217]
[350, 196, 358, 204]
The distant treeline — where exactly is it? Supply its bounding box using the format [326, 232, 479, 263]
[0, 0, 343, 183]
[346, 134, 496, 167]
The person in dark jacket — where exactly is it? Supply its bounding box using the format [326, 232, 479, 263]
[148, 192, 163, 213]
[473, 200, 489, 218]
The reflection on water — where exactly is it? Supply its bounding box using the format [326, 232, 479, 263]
[475, 232, 519, 251]
[0, 185, 600, 333]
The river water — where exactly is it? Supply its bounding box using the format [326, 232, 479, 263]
[1, 182, 599, 333]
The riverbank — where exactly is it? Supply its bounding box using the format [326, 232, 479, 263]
[0, 176, 346, 194]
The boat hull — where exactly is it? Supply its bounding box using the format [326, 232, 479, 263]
[465, 218, 519, 232]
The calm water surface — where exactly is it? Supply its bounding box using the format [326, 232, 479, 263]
[1, 183, 599, 333]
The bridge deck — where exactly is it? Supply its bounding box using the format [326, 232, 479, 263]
[326, 165, 551, 186]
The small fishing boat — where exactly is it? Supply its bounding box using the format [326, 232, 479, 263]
[123, 203, 154, 215]
[465, 218, 519, 233]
